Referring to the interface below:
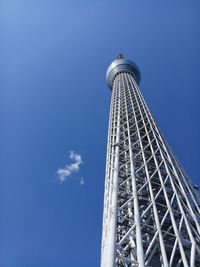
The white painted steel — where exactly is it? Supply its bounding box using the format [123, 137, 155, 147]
[101, 58, 200, 267]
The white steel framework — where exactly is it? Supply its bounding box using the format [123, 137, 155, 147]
[101, 56, 200, 267]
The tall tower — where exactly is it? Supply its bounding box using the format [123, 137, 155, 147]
[101, 55, 200, 267]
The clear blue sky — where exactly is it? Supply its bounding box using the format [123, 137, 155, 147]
[1, 1, 199, 266]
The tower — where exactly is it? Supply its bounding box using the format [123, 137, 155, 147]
[101, 56, 200, 267]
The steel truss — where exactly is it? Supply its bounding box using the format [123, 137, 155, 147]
[101, 68, 200, 267]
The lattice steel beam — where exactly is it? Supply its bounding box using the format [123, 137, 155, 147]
[101, 56, 200, 267]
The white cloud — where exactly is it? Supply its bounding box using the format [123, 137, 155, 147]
[56, 150, 83, 184]
[80, 177, 85, 185]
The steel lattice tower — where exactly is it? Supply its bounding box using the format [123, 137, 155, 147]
[101, 55, 200, 267]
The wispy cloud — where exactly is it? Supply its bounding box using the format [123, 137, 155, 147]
[56, 151, 83, 184]
[80, 177, 85, 185]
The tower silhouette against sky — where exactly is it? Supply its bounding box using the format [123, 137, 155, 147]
[101, 55, 200, 267]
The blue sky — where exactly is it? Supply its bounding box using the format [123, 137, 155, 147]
[1, 1, 199, 266]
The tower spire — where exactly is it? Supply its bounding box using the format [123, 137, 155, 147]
[116, 53, 124, 59]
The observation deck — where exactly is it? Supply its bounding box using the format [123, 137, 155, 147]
[106, 54, 141, 89]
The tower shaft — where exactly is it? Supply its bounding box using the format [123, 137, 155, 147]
[101, 61, 200, 267]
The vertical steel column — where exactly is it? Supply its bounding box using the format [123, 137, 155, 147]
[101, 76, 121, 267]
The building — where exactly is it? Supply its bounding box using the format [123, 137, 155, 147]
[101, 55, 200, 267]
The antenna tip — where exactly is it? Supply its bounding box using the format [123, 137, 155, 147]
[116, 53, 124, 59]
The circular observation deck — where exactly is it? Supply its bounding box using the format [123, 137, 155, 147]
[106, 57, 141, 89]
